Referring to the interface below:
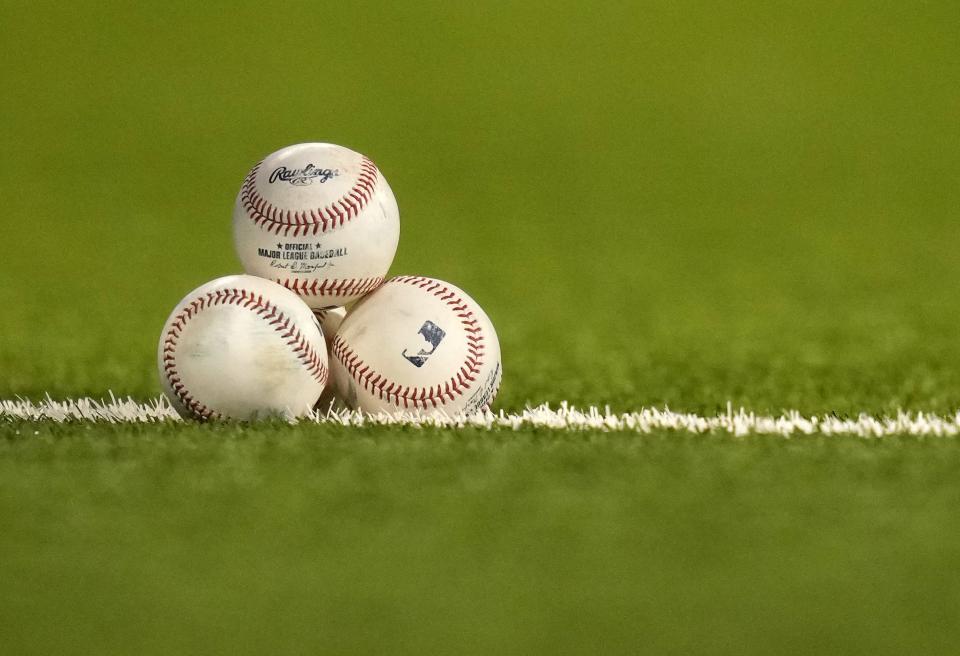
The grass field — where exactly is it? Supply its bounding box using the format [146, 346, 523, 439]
[2, 2, 960, 653]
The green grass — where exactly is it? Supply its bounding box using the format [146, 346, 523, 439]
[4, 422, 960, 654]
[2, 1, 960, 653]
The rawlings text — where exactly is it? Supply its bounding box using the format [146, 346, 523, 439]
[268, 164, 340, 186]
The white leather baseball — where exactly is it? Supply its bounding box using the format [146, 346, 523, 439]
[312, 305, 348, 413]
[233, 143, 400, 309]
[313, 306, 346, 352]
[158, 274, 329, 421]
[330, 276, 502, 416]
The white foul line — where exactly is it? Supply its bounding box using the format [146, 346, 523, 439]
[1, 395, 960, 437]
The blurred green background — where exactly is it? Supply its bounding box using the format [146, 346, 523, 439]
[3, 3, 960, 655]
[2, 1, 958, 413]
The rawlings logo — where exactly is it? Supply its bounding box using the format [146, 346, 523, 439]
[269, 164, 340, 186]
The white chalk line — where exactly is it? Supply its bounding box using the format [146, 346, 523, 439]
[1, 395, 960, 437]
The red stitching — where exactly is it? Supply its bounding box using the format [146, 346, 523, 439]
[240, 157, 379, 236]
[277, 276, 384, 298]
[162, 287, 329, 420]
[332, 276, 489, 410]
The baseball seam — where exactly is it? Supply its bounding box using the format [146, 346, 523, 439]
[239, 156, 379, 237]
[277, 276, 384, 299]
[161, 288, 329, 420]
[331, 276, 494, 410]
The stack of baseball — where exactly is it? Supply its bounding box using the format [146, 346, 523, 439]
[158, 143, 502, 420]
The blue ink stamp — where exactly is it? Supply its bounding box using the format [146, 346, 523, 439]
[402, 321, 445, 367]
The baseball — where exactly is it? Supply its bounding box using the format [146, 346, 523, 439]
[313, 306, 348, 412]
[330, 276, 502, 416]
[233, 143, 400, 309]
[314, 306, 347, 352]
[158, 274, 329, 421]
